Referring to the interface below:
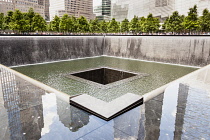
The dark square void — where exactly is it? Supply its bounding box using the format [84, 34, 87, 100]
[71, 68, 137, 85]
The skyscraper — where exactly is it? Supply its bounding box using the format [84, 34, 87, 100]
[0, 0, 46, 18]
[93, 0, 111, 21]
[0, 0, 14, 16]
[111, 0, 130, 22]
[49, 0, 95, 21]
[112, 0, 210, 22]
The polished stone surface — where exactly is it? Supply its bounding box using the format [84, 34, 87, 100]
[70, 93, 143, 120]
[1, 62, 210, 139]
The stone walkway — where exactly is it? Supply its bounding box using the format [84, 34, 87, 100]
[0, 65, 210, 140]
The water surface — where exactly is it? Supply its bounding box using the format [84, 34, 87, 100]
[13, 56, 197, 101]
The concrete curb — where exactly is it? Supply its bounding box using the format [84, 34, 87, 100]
[143, 64, 210, 102]
[0, 64, 70, 102]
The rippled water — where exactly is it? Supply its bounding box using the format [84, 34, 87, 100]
[13, 56, 197, 101]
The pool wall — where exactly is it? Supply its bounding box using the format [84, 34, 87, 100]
[104, 36, 210, 66]
[0, 36, 104, 66]
[1, 36, 210, 66]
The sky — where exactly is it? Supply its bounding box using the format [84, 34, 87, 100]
[93, 0, 101, 7]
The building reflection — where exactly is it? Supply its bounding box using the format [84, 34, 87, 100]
[174, 83, 189, 140]
[0, 68, 45, 140]
[56, 98, 90, 132]
[112, 83, 189, 140]
[142, 83, 189, 140]
[0, 67, 195, 140]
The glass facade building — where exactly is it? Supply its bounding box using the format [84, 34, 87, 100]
[0, 0, 46, 18]
[50, 0, 95, 21]
[112, 0, 210, 22]
[93, 0, 111, 21]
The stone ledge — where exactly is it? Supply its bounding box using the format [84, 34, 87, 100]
[70, 93, 143, 121]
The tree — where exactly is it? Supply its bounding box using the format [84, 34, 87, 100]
[121, 18, 129, 33]
[70, 16, 78, 32]
[26, 8, 35, 32]
[143, 13, 160, 33]
[139, 17, 146, 32]
[129, 16, 140, 33]
[0, 13, 4, 30]
[108, 18, 120, 33]
[4, 11, 13, 30]
[51, 15, 60, 32]
[59, 14, 70, 33]
[47, 22, 53, 31]
[9, 10, 28, 33]
[183, 5, 200, 33]
[165, 11, 184, 33]
[89, 18, 101, 33]
[100, 20, 108, 33]
[199, 9, 210, 32]
[32, 13, 46, 32]
[162, 17, 169, 31]
[77, 16, 90, 32]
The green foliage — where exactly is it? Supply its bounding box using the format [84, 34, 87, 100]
[47, 22, 53, 31]
[25, 8, 36, 32]
[162, 17, 168, 30]
[100, 20, 108, 33]
[164, 11, 184, 33]
[70, 16, 79, 32]
[139, 17, 146, 32]
[9, 10, 27, 32]
[89, 18, 101, 33]
[4, 11, 13, 30]
[143, 13, 160, 33]
[0, 13, 4, 30]
[108, 18, 120, 33]
[199, 9, 210, 32]
[51, 15, 60, 32]
[77, 16, 90, 32]
[183, 5, 200, 32]
[3, 5, 210, 34]
[59, 14, 70, 32]
[1, 8, 46, 33]
[129, 16, 140, 33]
[121, 18, 129, 33]
[32, 13, 46, 31]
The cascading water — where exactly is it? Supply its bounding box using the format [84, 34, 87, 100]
[1, 36, 210, 66]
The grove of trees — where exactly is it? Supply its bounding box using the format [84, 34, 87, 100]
[1, 5, 210, 34]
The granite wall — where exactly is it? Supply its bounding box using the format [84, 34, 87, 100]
[0, 36, 104, 66]
[1, 36, 210, 66]
[104, 36, 210, 66]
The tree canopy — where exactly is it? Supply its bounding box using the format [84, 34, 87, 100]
[183, 5, 200, 33]
[129, 16, 140, 33]
[2, 5, 210, 34]
[164, 11, 184, 33]
[142, 14, 160, 33]
[108, 18, 120, 33]
[200, 9, 210, 32]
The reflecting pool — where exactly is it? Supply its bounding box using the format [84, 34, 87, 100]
[13, 56, 196, 101]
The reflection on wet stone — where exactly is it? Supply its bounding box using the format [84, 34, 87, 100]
[174, 83, 189, 140]
[56, 97, 90, 132]
[0, 68, 45, 140]
[1, 60, 210, 140]
[143, 96, 163, 140]
[69, 106, 90, 132]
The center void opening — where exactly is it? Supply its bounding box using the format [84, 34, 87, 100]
[71, 68, 137, 85]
